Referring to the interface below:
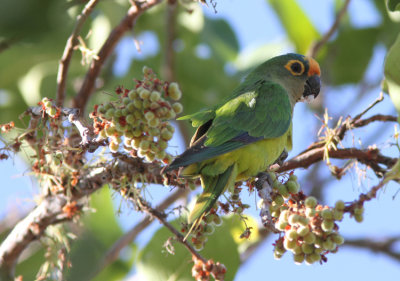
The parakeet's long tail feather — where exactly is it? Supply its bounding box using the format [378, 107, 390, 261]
[183, 164, 237, 241]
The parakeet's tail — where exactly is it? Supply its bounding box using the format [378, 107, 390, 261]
[184, 164, 237, 241]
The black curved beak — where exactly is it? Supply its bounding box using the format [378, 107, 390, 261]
[303, 75, 321, 99]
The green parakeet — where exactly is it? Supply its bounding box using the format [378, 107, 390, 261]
[163, 53, 321, 233]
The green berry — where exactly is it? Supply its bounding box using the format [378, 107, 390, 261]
[150, 102, 160, 110]
[126, 114, 135, 125]
[335, 200, 345, 211]
[165, 110, 176, 119]
[128, 90, 137, 100]
[286, 180, 299, 194]
[288, 174, 298, 182]
[144, 111, 155, 121]
[166, 124, 175, 133]
[127, 102, 136, 112]
[47, 107, 57, 117]
[277, 184, 289, 198]
[305, 253, 321, 265]
[155, 150, 166, 160]
[192, 242, 204, 252]
[139, 89, 151, 99]
[321, 209, 333, 220]
[204, 224, 215, 235]
[145, 152, 155, 162]
[305, 196, 318, 208]
[275, 221, 288, 231]
[303, 232, 316, 244]
[305, 207, 316, 217]
[321, 219, 334, 232]
[143, 100, 151, 109]
[279, 210, 290, 223]
[297, 216, 309, 226]
[133, 99, 142, 109]
[105, 108, 115, 119]
[273, 252, 283, 260]
[322, 239, 336, 251]
[288, 214, 301, 225]
[301, 243, 314, 255]
[354, 213, 364, 223]
[98, 105, 106, 114]
[172, 102, 183, 114]
[139, 140, 150, 151]
[109, 141, 119, 153]
[212, 215, 222, 226]
[354, 207, 364, 216]
[283, 238, 297, 250]
[99, 129, 107, 139]
[158, 140, 168, 150]
[333, 209, 344, 221]
[150, 91, 161, 102]
[330, 233, 344, 245]
[142, 66, 153, 76]
[273, 194, 284, 206]
[293, 253, 305, 264]
[105, 126, 116, 137]
[148, 118, 160, 128]
[114, 109, 122, 118]
[286, 229, 298, 241]
[297, 226, 310, 237]
[148, 127, 160, 137]
[161, 128, 173, 141]
[168, 82, 182, 100]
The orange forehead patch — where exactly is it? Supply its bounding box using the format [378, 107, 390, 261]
[306, 57, 321, 76]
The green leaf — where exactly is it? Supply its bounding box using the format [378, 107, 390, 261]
[137, 216, 247, 281]
[384, 33, 400, 121]
[322, 27, 379, 85]
[387, 0, 400, 11]
[268, 0, 320, 54]
[201, 18, 239, 62]
[66, 187, 135, 281]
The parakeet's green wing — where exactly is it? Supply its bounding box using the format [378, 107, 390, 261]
[164, 82, 292, 171]
[205, 81, 292, 146]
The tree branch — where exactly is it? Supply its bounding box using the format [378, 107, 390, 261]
[277, 147, 396, 177]
[344, 236, 400, 262]
[56, 0, 100, 107]
[73, 0, 164, 113]
[0, 167, 109, 280]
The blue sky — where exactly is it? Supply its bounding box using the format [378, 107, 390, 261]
[1, 1, 400, 281]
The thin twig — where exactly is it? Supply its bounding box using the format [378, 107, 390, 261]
[56, 0, 100, 107]
[140, 199, 207, 263]
[308, 0, 351, 58]
[73, 0, 163, 113]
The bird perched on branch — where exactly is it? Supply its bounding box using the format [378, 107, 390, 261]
[162, 53, 321, 237]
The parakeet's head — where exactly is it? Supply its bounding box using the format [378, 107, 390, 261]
[247, 53, 321, 105]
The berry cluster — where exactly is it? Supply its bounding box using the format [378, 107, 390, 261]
[90, 67, 182, 163]
[186, 209, 223, 251]
[39, 97, 60, 118]
[191, 257, 226, 281]
[266, 173, 347, 264]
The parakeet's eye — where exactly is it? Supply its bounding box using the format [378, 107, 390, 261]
[285, 60, 305, 76]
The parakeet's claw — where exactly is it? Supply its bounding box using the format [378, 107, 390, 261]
[255, 172, 274, 191]
[273, 149, 288, 166]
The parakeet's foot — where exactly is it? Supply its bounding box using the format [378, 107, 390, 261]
[255, 172, 277, 231]
[273, 149, 288, 166]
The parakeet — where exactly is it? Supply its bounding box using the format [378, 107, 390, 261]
[162, 53, 321, 234]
